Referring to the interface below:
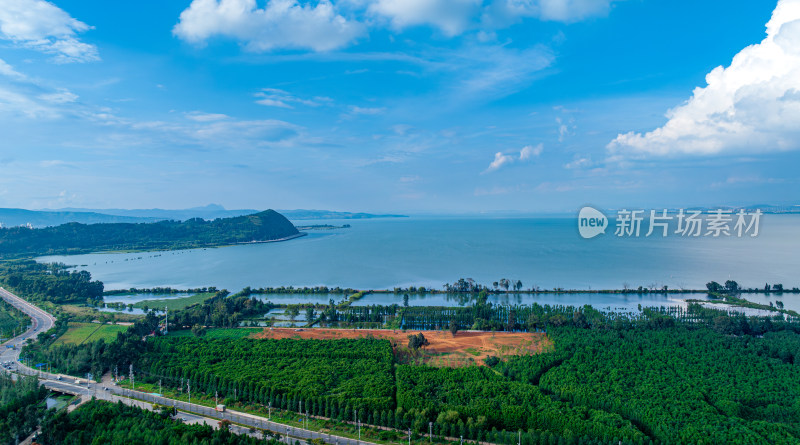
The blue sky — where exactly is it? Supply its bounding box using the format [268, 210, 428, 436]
[0, 0, 798, 213]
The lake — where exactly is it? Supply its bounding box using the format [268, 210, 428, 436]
[39, 215, 800, 300]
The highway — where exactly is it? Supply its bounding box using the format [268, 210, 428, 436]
[0, 287, 56, 369]
[0, 287, 377, 445]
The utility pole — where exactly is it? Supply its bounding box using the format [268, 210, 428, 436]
[215, 391, 218, 407]
[129, 364, 134, 391]
[429, 422, 433, 443]
[408, 428, 411, 445]
[164, 306, 168, 334]
[268, 402, 272, 420]
[159, 379, 162, 395]
[188, 380, 191, 404]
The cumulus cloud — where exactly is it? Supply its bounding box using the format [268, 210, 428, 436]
[608, 0, 800, 158]
[0, 0, 99, 63]
[484, 143, 542, 172]
[173, 0, 366, 52]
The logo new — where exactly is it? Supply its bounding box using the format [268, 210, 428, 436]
[578, 206, 608, 239]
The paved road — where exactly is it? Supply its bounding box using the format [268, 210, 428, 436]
[0, 287, 56, 370]
[0, 288, 377, 445]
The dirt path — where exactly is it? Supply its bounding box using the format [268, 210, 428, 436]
[253, 327, 550, 366]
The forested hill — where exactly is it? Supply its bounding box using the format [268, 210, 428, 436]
[0, 210, 301, 258]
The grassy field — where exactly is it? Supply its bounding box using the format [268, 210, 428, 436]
[166, 327, 262, 339]
[131, 292, 216, 311]
[55, 304, 142, 323]
[54, 322, 131, 345]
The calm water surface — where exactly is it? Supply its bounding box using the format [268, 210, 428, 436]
[39, 216, 800, 304]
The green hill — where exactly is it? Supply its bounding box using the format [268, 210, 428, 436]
[0, 210, 301, 258]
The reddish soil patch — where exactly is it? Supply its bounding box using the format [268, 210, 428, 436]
[252, 327, 551, 367]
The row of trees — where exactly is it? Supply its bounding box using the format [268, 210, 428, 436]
[707, 280, 800, 294]
[137, 337, 395, 413]
[39, 400, 276, 445]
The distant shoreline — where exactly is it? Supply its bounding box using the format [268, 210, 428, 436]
[234, 232, 308, 244]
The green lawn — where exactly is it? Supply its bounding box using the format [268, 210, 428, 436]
[132, 292, 216, 311]
[166, 327, 262, 339]
[84, 324, 130, 343]
[54, 322, 131, 345]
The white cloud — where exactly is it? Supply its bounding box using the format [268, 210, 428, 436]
[38, 89, 78, 104]
[485, 151, 515, 172]
[349, 105, 385, 115]
[608, 0, 800, 158]
[443, 44, 554, 101]
[0, 0, 99, 63]
[173, 0, 366, 52]
[519, 143, 542, 160]
[484, 143, 542, 172]
[366, 0, 482, 36]
[483, 0, 619, 28]
[564, 156, 592, 169]
[0, 86, 58, 118]
[254, 88, 322, 108]
[363, 0, 619, 36]
[0, 58, 26, 80]
[186, 111, 230, 122]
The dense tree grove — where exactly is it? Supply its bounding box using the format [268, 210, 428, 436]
[0, 260, 104, 304]
[14, 270, 800, 444]
[495, 326, 800, 444]
[0, 209, 299, 258]
[168, 289, 275, 329]
[0, 298, 28, 339]
[0, 374, 48, 445]
[39, 400, 274, 445]
[396, 365, 645, 444]
[21, 290, 277, 377]
[136, 337, 395, 413]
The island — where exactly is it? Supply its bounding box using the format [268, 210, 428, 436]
[0, 209, 302, 259]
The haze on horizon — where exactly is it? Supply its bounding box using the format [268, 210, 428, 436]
[1, 0, 799, 214]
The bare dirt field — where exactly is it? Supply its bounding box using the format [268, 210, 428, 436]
[252, 327, 551, 367]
